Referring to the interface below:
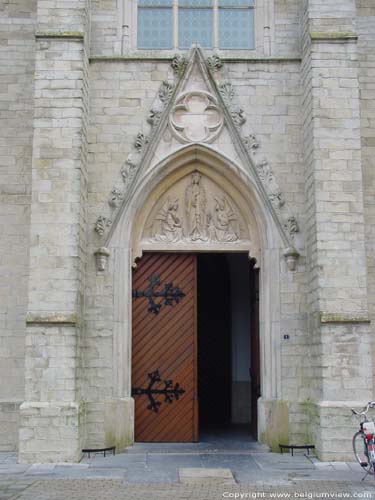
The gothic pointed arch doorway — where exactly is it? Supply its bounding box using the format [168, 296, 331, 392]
[107, 146, 283, 449]
[128, 156, 264, 442]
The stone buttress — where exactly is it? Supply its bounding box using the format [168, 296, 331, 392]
[18, 0, 90, 463]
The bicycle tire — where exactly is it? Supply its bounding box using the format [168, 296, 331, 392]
[353, 431, 372, 472]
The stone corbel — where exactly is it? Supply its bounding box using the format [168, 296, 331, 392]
[284, 247, 299, 271]
[94, 247, 110, 272]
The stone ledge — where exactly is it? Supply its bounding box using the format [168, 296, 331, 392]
[310, 32, 358, 43]
[35, 31, 84, 40]
[315, 400, 372, 408]
[0, 401, 22, 410]
[320, 313, 370, 324]
[26, 312, 77, 325]
[90, 55, 302, 63]
[20, 401, 80, 412]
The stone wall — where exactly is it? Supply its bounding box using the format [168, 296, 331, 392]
[18, 0, 90, 463]
[274, 0, 301, 57]
[301, 0, 373, 460]
[357, 1, 375, 398]
[0, 0, 36, 451]
[0, 0, 374, 462]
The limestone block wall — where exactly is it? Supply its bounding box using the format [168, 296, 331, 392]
[91, 0, 118, 56]
[18, 0, 90, 463]
[0, 0, 373, 462]
[274, 0, 301, 57]
[301, 0, 373, 460]
[357, 2, 375, 396]
[0, 0, 36, 451]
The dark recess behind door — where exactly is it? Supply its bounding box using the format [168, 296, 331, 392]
[197, 253, 231, 428]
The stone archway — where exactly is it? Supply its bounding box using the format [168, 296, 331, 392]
[105, 145, 283, 450]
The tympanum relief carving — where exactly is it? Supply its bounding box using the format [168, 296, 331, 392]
[154, 198, 184, 243]
[185, 171, 207, 240]
[145, 171, 247, 246]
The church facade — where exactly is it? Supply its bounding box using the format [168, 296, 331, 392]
[1, 0, 375, 463]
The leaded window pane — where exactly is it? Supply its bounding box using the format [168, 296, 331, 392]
[178, 8, 213, 48]
[218, 0, 253, 6]
[138, 0, 173, 6]
[138, 7, 173, 49]
[219, 8, 254, 49]
[179, 0, 213, 7]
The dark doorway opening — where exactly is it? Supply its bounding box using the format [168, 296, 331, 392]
[197, 254, 231, 428]
[197, 253, 260, 437]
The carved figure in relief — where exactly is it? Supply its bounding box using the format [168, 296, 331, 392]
[208, 197, 239, 242]
[154, 198, 184, 243]
[185, 172, 207, 241]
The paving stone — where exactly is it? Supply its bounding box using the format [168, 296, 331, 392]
[179, 467, 236, 485]
[25, 464, 57, 476]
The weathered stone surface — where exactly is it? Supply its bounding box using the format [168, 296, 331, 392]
[179, 468, 236, 484]
[0, 0, 374, 464]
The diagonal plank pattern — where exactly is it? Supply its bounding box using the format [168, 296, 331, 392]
[132, 253, 198, 442]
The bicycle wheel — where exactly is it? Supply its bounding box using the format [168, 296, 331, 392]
[353, 431, 372, 472]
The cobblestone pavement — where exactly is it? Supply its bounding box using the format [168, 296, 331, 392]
[0, 479, 375, 500]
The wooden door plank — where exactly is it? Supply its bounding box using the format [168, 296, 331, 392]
[132, 253, 197, 442]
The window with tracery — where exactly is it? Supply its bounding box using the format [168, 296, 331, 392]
[137, 0, 255, 50]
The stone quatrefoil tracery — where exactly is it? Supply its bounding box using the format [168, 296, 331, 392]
[170, 91, 224, 144]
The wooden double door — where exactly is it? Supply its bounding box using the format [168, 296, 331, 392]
[131, 252, 260, 442]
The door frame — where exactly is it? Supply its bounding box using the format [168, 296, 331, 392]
[107, 148, 283, 448]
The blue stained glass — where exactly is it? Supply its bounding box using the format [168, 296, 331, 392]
[138, 0, 172, 6]
[179, 0, 213, 7]
[219, 8, 254, 49]
[218, 0, 253, 6]
[178, 9, 213, 48]
[138, 8, 173, 49]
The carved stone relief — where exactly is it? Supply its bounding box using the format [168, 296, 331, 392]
[206, 54, 223, 72]
[218, 81, 246, 128]
[207, 197, 240, 243]
[185, 171, 207, 240]
[144, 171, 247, 245]
[153, 198, 184, 243]
[95, 216, 112, 236]
[170, 91, 224, 144]
[171, 55, 188, 77]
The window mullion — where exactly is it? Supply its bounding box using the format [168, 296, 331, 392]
[213, 0, 218, 50]
[173, 0, 178, 49]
